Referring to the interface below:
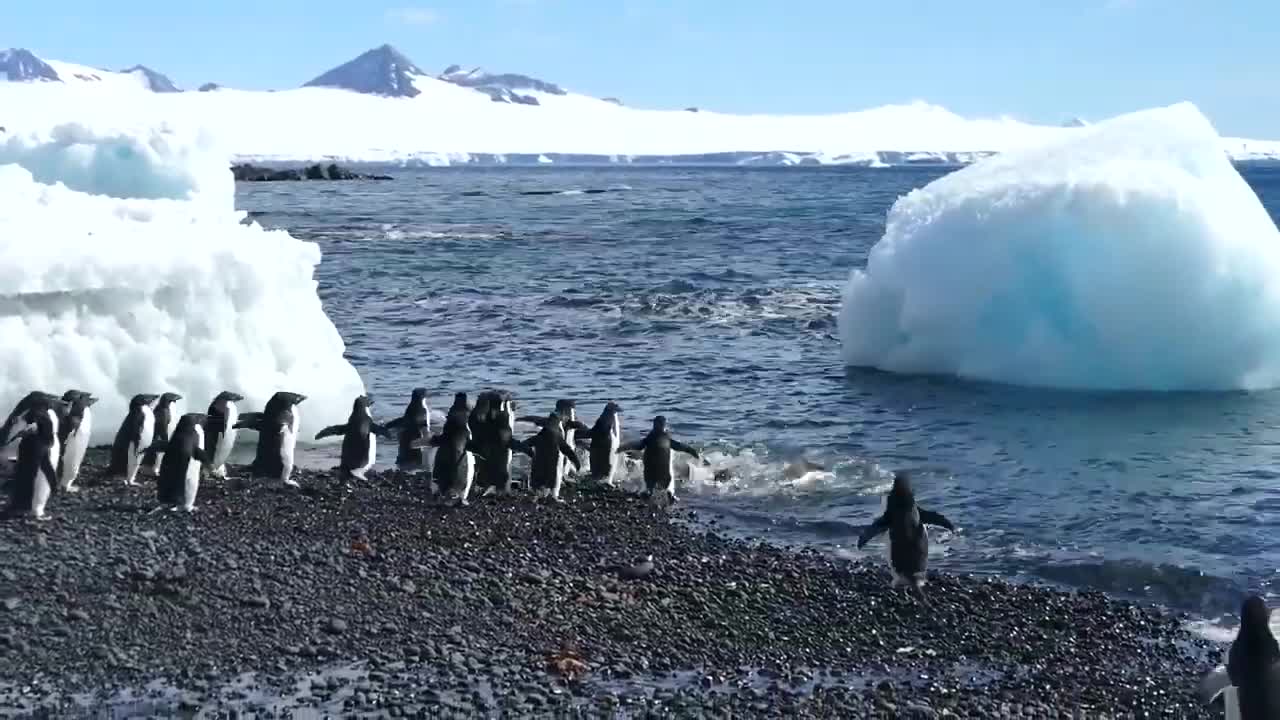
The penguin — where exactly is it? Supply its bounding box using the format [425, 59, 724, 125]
[6, 407, 60, 520]
[57, 391, 97, 493]
[205, 391, 244, 478]
[421, 410, 485, 505]
[475, 409, 534, 495]
[1200, 595, 1280, 720]
[143, 392, 182, 476]
[856, 472, 956, 605]
[617, 415, 701, 504]
[154, 413, 210, 512]
[0, 391, 62, 450]
[469, 391, 497, 443]
[447, 392, 470, 424]
[525, 412, 582, 502]
[519, 400, 589, 490]
[574, 402, 624, 486]
[315, 395, 387, 481]
[108, 393, 160, 487]
[382, 388, 430, 469]
[233, 391, 307, 486]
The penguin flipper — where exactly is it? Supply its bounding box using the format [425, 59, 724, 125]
[1198, 666, 1231, 704]
[574, 431, 593, 444]
[314, 424, 347, 441]
[510, 438, 535, 458]
[670, 438, 700, 460]
[193, 448, 212, 464]
[569, 420, 591, 433]
[383, 417, 405, 431]
[558, 440, 581, 470]
[919, 509, 956, 532]
[232, 413, 264, 430]
[856, 514, 890, 549]
[618, 438, 647, 454]
[516, 415, 547, 427]
[465, 440, 488, 461]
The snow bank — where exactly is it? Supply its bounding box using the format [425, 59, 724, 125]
[0, 122, 365, 444]
[839, 102, 1280, 391]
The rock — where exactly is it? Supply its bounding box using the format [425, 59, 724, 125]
[67, 609, 90, 622]
[1, 598, 19, 611]
[230, 163, 392, 182]
[324, 618, 348, 634]
[240, 595, 270, 609]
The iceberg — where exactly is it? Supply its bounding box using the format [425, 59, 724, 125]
[0, 122, 365, 445]
[839, 102, 1280, 391]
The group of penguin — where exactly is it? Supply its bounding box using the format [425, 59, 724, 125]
[0, 386, 709, 520]
[1, 387, 1275, 716]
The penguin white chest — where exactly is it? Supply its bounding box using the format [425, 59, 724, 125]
[362, 432, 377, 473]
[213, 402, 239, 471]
[140, 406, 155, 446]
[185, 425, 204, 509]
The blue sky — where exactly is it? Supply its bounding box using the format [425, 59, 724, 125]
[7, 0, 1279, 137]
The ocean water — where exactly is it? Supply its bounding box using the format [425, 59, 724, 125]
[239, 164, 1280, 628]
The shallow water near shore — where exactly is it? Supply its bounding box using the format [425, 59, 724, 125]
[239, 163, 1280, 633]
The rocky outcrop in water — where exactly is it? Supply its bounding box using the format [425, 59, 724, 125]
[231, 163, 392, 182]
[0, 453, 1222, 717]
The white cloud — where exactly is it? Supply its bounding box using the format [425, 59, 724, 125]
[386, 7, 441, 25]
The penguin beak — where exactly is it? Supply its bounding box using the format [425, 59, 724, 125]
[85, 397, 99, 407]
[296, 394, 308, 403]
[230, 393, 245, 402]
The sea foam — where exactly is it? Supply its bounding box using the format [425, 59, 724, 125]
[839, 102, 1280, 391]
[0, 122, 365, 444]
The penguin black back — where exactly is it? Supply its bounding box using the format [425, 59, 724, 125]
[8, 408, 58, 518]
[1230, 596, 1280, 719]
[386, 387, 430, 467]
[856, 472, 956, 598]
[1, 391, 61, 447]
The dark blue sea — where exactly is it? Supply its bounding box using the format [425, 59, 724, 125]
[238, 164, 1280, 636]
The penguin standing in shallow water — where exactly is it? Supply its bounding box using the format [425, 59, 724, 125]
[7, 407, 61, 520]
[618, 415, 701, 504]
[143, 392, 182, 476]
[856, 472, 956, 605]
[525, 412, 581, 501]
[234, 391, 307, 487]
[109, 393, 159, 487]
[575, 402, 623, 486]
[421, 410, 485, 505]
[154, 413, 209, 512]
[57, 391, 97, 493]
[315, 395, 387, 481]
[383, 388, 431, 470]
[1200, 595, 1280, 720]
[205, 391, 243, 478]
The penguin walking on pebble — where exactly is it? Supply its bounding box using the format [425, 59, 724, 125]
[575, 402, 624, 486]
[1200, 595, 1280, 720]
[476, 408, 533, 495]
[520, 400, 589, 491]
[57, 390, 97, 493]
[109, 393, 159, 487]
[525, 412, 582, 502]
[7, 406, 61, 520]
[617, 415, 701, 504]
[205, 391, 244, 478]
[234, 391, 307, 487]
[315, 395, 387, 482]
[856, 472, 956, 606]
[383, 388, 431, 470]
[153, 413, 210, 512]
[419, 410, 485, 505]
[0, 391, 62, 450]
[143, 392, 182, 476]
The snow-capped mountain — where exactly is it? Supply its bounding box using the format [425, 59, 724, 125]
[302, 44, 430, 98]
[439, 64, 566, 105]
[0, 48, 59, 82]
[0, 48, 180, 91]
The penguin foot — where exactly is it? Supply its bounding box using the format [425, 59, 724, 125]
[184, 505, 198, 513]
[283, 479, 300, 488]
[32, 513, 51, 522]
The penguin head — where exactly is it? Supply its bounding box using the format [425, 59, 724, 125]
[652, 415, 668, 432]
[410, 387, 428, 401]
[159, 392, 183, 406]
[61, 389, 92, 403]
[82, 395, 99, 407]
[280, 392, 307, 405]
[179, 412, 208, 428]
[603, 402, 622, 416]
[131, 393, 161, 409]
[555, 399, 577, 419]
[887, 471, 916, 511]
[452, 392, 468, 408]
[353, 395, 371, 415]
[215, 391, 245, 403]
